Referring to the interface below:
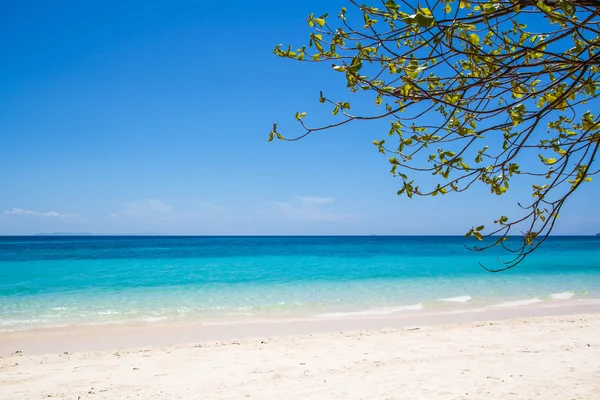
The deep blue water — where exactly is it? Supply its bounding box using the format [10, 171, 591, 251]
[1, 236, 599, 330]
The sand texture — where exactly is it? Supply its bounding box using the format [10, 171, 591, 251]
[1, 314, 599, 399]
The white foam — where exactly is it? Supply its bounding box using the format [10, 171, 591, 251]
[98, 310, 120, 315]
[550, 291, 575, 300]
[317, 303, 424, 318]
[492, 298, 542, 308]
[140, 317, 166, 322]
[440, 296, 472, 303]
[51, 307, 67, 310]
[0, 319, 48, 327]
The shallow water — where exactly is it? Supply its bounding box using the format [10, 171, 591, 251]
[1, 236, 599, 330]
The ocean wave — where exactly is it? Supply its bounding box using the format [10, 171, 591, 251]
[317, 303, 424, 318]
[550, 291, 575, 300]
[439, 295, 472, 303]
[0, 318, 50, 327]
[492, 298, 542, 308]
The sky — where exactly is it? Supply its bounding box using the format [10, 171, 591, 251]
[0, 0, 598, 236]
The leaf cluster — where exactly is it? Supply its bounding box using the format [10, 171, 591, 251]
[271, 0, 600, 270]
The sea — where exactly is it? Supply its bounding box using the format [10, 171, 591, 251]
[1, 236, 599, 331]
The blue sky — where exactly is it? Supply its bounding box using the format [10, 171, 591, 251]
[0, 0, 598, 235]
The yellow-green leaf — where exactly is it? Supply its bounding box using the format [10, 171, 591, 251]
[313, 18, 326, 27]
[468, 34, 480, 46]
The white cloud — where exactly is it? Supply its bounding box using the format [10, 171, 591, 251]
[268, 196, 357, 222]
[199, 202, 226, 212]
[4, 208, 80, 218]
[294, 196, 334, 205]
[109, 200, 229, 223]
[112, 199, 173, 219]
[176, 202, 228, 220]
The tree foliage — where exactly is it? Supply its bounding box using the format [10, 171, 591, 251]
[270, 0, 600, 270]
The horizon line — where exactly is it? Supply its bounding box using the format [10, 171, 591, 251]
[1, 234, 598, 238]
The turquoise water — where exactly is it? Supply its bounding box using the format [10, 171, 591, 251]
[1, 236, 600, 330]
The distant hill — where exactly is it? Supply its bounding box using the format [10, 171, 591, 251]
[32, 232, 94, 236]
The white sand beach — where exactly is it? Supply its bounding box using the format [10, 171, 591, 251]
[1, 311, 600, 399]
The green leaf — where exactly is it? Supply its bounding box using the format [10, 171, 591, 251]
[468, 34, 480, 46]
[416, 12, 435, 28]
[268, 123, 278, 142]
[385, 0, 399, 12]
[347, 57, 363, 73]
[539, 155, 557, 165]
[404, 10, 435, 28]
[313, 18, 326, 27]
[536, 1, 552, 13]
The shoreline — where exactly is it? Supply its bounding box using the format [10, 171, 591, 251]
[1, 312, 599, 399]
[2, 299, 599, 356]
[2, 291, 597, 332]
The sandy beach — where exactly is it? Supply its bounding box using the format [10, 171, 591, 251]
[2, 310, 600, 399]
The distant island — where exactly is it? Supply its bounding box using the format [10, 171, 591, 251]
[32, 232, 95, 236]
